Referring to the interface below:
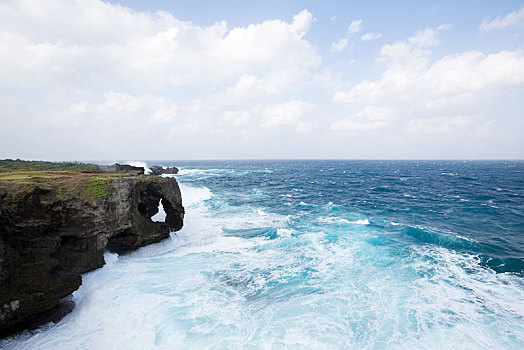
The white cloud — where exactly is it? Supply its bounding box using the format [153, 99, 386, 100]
[149, 106, 177, 124]
[223, 110, 250, 126]
[95, 91, 177, 124]
[297, 121, 314, 133]
[198, 67, 315, 116]
[261, 101, 315, 127]
[331, 19, 364, 53]
[348, 19, 363, 34]
[171, 120, 201, 134]
[0, 2, 320, 89]
[480, 7, 524, 31]
[0, 0, 522, 159]
[333, 25, 524, 142]
[0, 0, 175, 45]
[331, 106, 393, 131]
[437, 24, 453, 31]
[224, 70, 305, 99]
[408, 28, 440, 48]
[0, 1, 326, 158]
[331, 119, 386, 131]
[333, 24, 524, 106]
[405, 116, 472, 134]
[331, 38, 348, 53]
[353, 106, 394, 121]
[334, 49, 524, 105]
[290, 9, 315, 38]
[361, 32, 382, 41]
[70, 102, 88, 115]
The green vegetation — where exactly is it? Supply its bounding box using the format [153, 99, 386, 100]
[0, 171, 134, 204]
[87, 177, 113, 198]
[57, 191, 70, 200]
[0, 159, 99, 172]
[0, 160, 152, 204]
[0, 171, 59, 181]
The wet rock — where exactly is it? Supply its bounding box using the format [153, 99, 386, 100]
[149, 166, 179, 176]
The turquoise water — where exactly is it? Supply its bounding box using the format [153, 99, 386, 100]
[3, 160, 524, 349]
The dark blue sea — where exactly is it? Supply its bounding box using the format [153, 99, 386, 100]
[4, 160, 524, 349]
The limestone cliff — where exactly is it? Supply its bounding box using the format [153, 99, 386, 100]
[0, 172, 184, 336]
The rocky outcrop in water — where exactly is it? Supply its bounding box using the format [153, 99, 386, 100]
[0, 175, 184, 336]
[149, 166, 179, 176]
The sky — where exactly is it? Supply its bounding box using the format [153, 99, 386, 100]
[0, 0, 523, 160]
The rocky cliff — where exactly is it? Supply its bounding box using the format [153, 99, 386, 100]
[0, 172, 184, 336]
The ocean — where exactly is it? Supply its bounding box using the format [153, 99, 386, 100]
[3, 160, 524, 349]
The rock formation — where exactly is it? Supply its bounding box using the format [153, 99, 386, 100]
[149, 166, 179, 176]
[97, 163, 145, 175]
[0, 174, 184, 336]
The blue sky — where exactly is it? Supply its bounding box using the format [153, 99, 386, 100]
[0, 0, 523, 159]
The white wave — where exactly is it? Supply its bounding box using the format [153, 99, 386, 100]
[180, 184, 288, 235]
[125, 161, 151, 174]
[249, 188, 266, 198]
[390, 221, 401, 226]
[103, 251, 119, 267]
[317, 217, 342, 224]
[177, 168, 231, 176]
[178, 183, 212, 207]
[177, 168, 207, 175]
[348, 219, 370, 225]
[257, 209, 268, 216]
[277, 228, 294, 238]
[456, 235, 477, 243]
[399, 246, 524, 348]
[299, 201, 308, 206]
[317, 217, 370, 225]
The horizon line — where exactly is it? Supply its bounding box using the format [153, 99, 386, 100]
[3, 158, 524, 162]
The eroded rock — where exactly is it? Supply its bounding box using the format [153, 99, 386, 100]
[149, 166, 179, 176]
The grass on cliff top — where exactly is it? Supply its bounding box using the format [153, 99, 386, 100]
[0, 171, 139, 203]
[87, 177, 113, 198]
[0, 159, 99, 172]
[0, 172, 57, 181]
[0, 170, 168, 205]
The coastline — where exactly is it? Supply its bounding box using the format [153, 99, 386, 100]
[0, 161, 184, 337]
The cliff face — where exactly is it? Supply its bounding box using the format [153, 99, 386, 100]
[0, 175, 184, 336]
